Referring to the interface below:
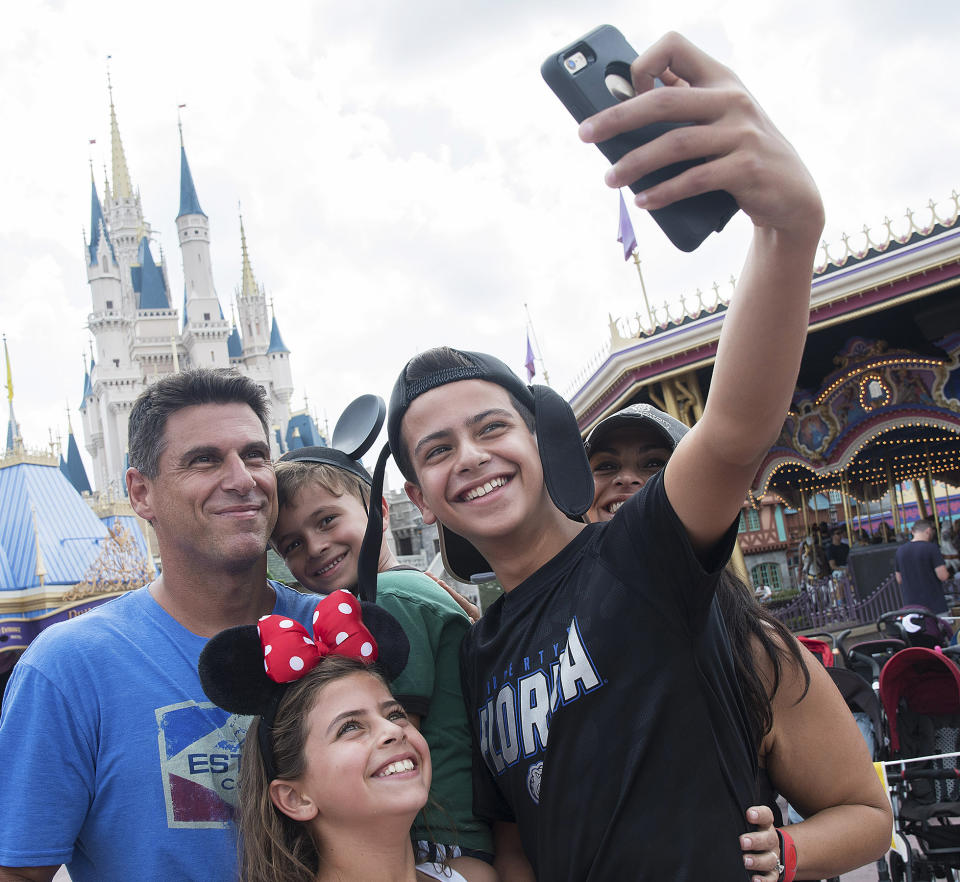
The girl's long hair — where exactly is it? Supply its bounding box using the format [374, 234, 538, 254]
[238, 656, 386, 882]
[714, 568, 809, 751]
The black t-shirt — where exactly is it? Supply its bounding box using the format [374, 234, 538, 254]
[896, 540, 948, 613]
[460, 472, 756, 880]
[828, 542, 850, 567]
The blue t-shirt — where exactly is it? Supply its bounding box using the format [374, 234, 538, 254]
[0, 581, 318, 881]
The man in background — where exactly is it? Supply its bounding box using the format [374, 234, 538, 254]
[896, 518, 951, 613]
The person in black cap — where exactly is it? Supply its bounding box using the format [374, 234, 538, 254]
[584, 403, 892, 880]
[365, 32, 893, 882]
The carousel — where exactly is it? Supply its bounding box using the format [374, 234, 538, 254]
[568, 191, 960, 627]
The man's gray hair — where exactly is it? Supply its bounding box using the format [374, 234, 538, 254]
[128, 369, 271, 478]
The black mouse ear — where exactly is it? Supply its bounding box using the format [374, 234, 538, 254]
[198, 625, 285, 715]
[360, 601, 410, 682]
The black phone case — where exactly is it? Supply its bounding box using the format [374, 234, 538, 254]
[541, 25, 739, 252]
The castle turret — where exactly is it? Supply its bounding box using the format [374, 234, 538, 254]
[267, 309, 294, 405]
[235, 216, 271, 358]
[61, 410, 92, 495]
[87, 91, 146, 493]
[79, 354, 107, 491]
[86, 173, 125, 374]
[177, 127, 230, 369]
[102, 75, 149, 286]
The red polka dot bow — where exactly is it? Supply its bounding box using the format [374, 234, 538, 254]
[257, 590, 379, 684]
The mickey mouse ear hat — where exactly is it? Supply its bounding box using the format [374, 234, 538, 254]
[276, 394, 386, 487]
[355, 348, 594, 593]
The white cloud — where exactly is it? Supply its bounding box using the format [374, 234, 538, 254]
[3, 0, 958, 476]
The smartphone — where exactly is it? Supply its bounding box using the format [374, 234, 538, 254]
[541, 25, 739, 252]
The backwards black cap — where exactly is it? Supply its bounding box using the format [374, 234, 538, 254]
[356, 348, 594, 592]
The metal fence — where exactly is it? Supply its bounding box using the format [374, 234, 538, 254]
[767, 574, 904, 632]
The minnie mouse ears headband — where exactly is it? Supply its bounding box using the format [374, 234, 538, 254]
[354, 349, 594, 593]
[198, 590, 409, 779]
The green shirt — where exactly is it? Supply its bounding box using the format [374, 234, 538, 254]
[377, 569, 492, 854]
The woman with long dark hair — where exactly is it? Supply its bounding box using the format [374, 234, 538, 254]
[586, 404, 892, 882]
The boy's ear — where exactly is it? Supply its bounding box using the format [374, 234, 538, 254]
[404, 481, 436, 526]
[126, 468, 155, 523]
[269, 779, 318, 822]
[380, 497, 390, 535]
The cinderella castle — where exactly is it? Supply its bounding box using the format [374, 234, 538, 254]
[79, 80, 322, 495]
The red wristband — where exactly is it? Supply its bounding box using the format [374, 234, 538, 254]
[776, 827, 798, 882]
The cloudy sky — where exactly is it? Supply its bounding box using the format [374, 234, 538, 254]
[3, 0, 958, 484]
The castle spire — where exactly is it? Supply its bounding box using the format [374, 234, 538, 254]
[108, 68, 134, 200]
[61, 402, 92, 495]
[177, 113, 205, 219]
[239, 212, 258, 298]
[87, 175, 115, 266]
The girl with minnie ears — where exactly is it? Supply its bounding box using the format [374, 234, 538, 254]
[199, 590, 497, 882]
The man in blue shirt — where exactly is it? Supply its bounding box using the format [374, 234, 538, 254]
[0, 370, 319, 882]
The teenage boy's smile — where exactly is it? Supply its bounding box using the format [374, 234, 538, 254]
[456, 473, 512, 504]
[402, 380, 542, 537]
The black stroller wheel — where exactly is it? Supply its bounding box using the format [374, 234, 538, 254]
[888, 850, 908, 882]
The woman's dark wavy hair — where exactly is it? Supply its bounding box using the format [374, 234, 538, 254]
[714, 567, 809, 751]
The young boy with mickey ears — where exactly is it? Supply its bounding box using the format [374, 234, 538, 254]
[387, 31, 827, 882]
[269, 450, 495, 881]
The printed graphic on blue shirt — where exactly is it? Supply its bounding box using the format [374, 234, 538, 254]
[156, 700, 253, 828]
[476, 617, 602, 803]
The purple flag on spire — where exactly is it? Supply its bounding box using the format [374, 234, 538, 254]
[617, 191, 638, 260]
[524, 332, 536, 382]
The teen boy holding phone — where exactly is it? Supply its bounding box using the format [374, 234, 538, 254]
[383, 30, 839, 882]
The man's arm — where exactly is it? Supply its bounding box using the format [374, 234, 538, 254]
[0, 868, 59, 882]
[581, 32, 824, 553]
[936, 564, 950, 583]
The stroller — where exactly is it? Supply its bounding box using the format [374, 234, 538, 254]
[836, 626, 908, 691]
[879, 608, 955, 650]
[879, 646, 960, 880]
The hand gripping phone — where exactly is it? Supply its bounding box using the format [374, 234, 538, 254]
[541, 25, 739, 252]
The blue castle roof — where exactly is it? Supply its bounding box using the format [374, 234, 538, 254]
[285, 413, 324, 451]
[177, 145, 205, 219]
[0, 461, 109, 590]
[132, 237, 170, 310]
[227, 325, 243, 358]
[267, 316, 290, 354]
[80, 359, 93, 413]
[87, 179, 117, 267]
[61, 430, 92, 495]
